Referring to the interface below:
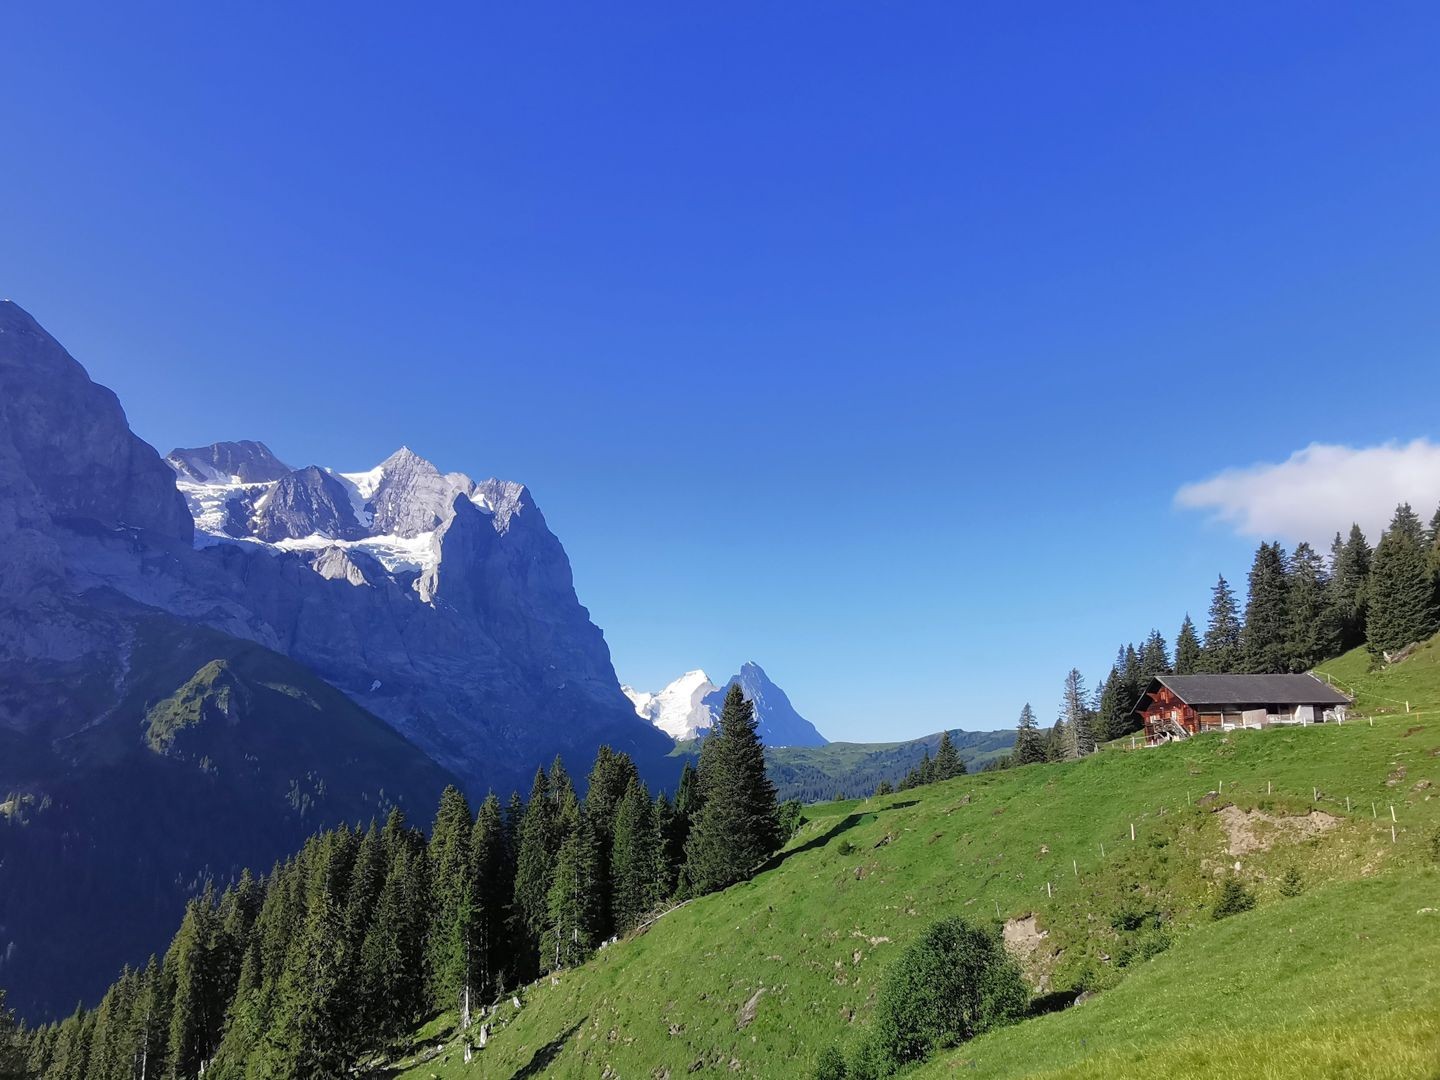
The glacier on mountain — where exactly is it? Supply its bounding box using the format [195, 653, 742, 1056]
[624, 662, 828, 747]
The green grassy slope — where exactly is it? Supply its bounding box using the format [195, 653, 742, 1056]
[400, 643, 1440, 1078]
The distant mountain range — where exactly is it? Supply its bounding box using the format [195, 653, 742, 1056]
[0, 300, 671, 1017]
[624, 662, 829, 747]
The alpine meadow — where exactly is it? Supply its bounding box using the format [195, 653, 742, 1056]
[5, 5, 1440, 1079]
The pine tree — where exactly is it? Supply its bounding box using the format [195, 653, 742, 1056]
[512, 766, 559, 968]
[1240, 542, 1291, 672]
[1285, 541, 1340, 671]
[1367, 503, 1440, 656]
[1096, 669, 1124, 743]
[264, 888, 351, 1079]
[932, 732, 966, 781]
[1174, 615, 1201, 675]
[611, 778, 665, 934]
[166, 887, 221, 1078]
[1013, 703, 1046, 765]
[541, 795, 600, 971]
[1139, 630, 1171, 681]
[0, 989, 26, 1080]
[1121, 644, 1142, 702]
[584, 746, 639, 940]
[1329, 525, 1373, 651]
[130, 954, 169, 1080]
[471, 792, 511, 1002]
[874, 779, 894, 796]
[1199, 575, 1243, 673]
[1428, 504, 1440, 583]
[1059, 668, 1092, 758]
[426, 786, 476, 1017]
[683, 684, 782, 894]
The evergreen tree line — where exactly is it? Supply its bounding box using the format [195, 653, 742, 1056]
[876, 732, 967, 795]
[999, 502, 1440, 770]
[10, 685, 783, 1079]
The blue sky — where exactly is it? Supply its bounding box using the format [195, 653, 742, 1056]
[5, 4, 1440, 741]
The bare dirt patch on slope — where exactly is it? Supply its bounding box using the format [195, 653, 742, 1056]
[1216, 805, 1340, 857]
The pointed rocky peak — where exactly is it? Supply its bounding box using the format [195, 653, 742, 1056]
[364, 447, 478, 539]
[167, 440, 292, 484]
[251, 465, 366, 543]
[706, 662, 828, 747]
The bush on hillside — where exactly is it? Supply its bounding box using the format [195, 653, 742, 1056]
[778, 799, 805, 840]
[1212, 878, 1256, 920]
[812, 1044, 847, 1080]
[868, 915, 1028, 1072]
[1278, 866, 1304, 897]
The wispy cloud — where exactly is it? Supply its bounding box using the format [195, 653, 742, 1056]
[1175, 439, 1440, 546]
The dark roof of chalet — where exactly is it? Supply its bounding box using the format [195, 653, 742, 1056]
[1132, 673, 1351, 716]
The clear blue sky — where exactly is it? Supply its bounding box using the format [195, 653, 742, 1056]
[5, 4, 1440, 741]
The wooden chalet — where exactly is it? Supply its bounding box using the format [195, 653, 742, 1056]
[1134, 674, 1352, 744]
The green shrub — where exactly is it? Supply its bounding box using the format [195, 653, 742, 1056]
[1278, 866, 1304, 897]
[869, 915, 1028, 1071]
[778, 799, 805, 840]
[1428, 827, 1440, 865]
[812, 1044, 847, 1080]
[1212, 877, 1256, 920]
[845, 1037, 887, 1080]
[836, 838, 857, 856]
[1117, 928, 1172, 967]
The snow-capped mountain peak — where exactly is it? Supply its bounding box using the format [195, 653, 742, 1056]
[624, 664, 828, 746]
[623, 669, 719, 740]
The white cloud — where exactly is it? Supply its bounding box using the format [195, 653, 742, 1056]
[1175, 439, 1440, 547]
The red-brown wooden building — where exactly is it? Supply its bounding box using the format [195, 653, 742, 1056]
[1134, 674, 1351, 744]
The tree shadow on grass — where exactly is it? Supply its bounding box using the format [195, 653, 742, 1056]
[756, 799, 919, 874]
[507, 1020, 585, 1079]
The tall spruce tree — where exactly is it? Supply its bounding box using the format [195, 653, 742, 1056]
[1059, 668, 1092, 758]
[1139, 630, 1172, 682]
[1285, 541, 1340, 671]
[611, 778, 665, 934]
[512, 766, 560, 969]
[470, 793, 511, 1002]
[1199, 574, 1243, 673]
[1174, 615, 1201, 675]
[932, 731, 965, 781]
[541, 794, 600, 972]
[426, 786, 476, 1018]
[584, 746, 639, 940]
[0, 990, 24, 1079]
[683, 684, 782, 894]
[1367, 503, 1439, 656]
[1013, 703, 1046, 765]
[1240, 542, 1291, 672]
[1329, 525, 1373, 651]
[166, 887, 221, 1079]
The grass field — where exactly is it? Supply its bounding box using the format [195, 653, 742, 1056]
[394, 642, 1440, 1078]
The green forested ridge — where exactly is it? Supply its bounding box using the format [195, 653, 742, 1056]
[9, 694, 785, 1079]
[0, 611, 455, 1022]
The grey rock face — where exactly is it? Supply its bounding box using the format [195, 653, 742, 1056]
[705, 661, 829, 747]
[0, 300, 670, 791]
[251, 465, 366, 542]
[366, 446, 476, 537]
[0, 301, 193, 547]
[167, 440, 292, 483]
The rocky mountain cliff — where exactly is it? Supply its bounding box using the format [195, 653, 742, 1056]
[0, 300, 671, 1017]
[625, 662, 828, 747]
